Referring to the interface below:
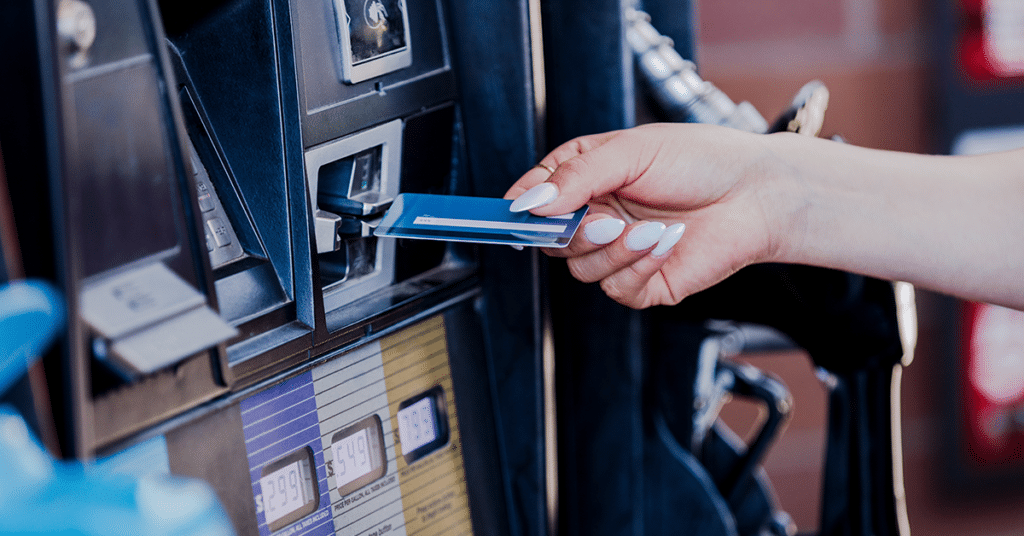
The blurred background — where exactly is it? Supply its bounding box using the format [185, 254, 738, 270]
[695, 0, 1024, 534]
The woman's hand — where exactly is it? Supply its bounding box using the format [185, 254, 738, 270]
[504, 123, 794, 309]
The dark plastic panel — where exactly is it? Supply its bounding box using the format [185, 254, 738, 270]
[163, 0, 300, 305]
[394, 104, 455, 282]
[68, 62, 182, 279]
[539, 3, 641, 535]
[69, 0, 148, 67]
[442, 0, 548, 534]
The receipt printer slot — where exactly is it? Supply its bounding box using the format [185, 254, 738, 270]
[81, 263, 237, 377]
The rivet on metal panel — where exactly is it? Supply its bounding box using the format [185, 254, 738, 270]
[57, 0, 96, 68]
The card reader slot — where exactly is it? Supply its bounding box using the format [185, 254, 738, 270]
[317, 145, 387, 216]
[306, 121, 402, 313]
[306, 120, 402, 250]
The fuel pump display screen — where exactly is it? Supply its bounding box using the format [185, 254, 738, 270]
[343, 0, 408, 64]
[397, 387, 449, 463]
[258, 447, 319, 531]
[331, 414, 387, 497]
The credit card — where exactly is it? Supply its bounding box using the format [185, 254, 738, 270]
[373, 193, 588, 248]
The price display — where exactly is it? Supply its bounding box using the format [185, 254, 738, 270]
[396, 387, 449, 464]
[332, 428, 373, 488]
[397, 397, 437, 452]
[330, 414, 387, 497]
[260, 461, 306, 525]
[258, 447, 319, 531]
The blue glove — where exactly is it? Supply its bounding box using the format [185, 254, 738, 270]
[0, 280, 64, 394]
[0, 406, 236, 535]
[0, 281, 236, 536]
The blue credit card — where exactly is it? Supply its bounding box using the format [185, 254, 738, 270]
[373, 193, 588, 248]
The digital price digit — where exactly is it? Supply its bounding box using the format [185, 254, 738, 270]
[330, 414, 387, 497]
[332, 428, 373, 489]
[397, 397, 437, 453]
[396, 387, 450, 465]
[257, 447, 319, 532]
[259, 461, 306, 525]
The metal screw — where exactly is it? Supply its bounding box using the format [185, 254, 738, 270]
[57, 0, 96, 67]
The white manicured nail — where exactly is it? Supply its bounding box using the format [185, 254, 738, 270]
[584, 218, 626, 245]
[651, 223, 685, 256]
[624, 222, 666, 251]
[509, 183, 559, 212]
[510, 244, 524, 251]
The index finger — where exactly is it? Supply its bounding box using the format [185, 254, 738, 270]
[504, 130, 622, 201]
[529, 128, 663, 216]
[503, 164, 555, 201]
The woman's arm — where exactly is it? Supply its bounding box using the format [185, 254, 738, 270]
[768, 132, 1024, 309]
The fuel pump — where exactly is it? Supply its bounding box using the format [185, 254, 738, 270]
[1, 0, 918, 534]
[0, 0, 548, 534]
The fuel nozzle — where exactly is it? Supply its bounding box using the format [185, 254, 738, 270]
[626, 8, 830, 138]
[625, 8, 768, 133]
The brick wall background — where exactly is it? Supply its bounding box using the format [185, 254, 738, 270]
[693, 0, 1024, 533]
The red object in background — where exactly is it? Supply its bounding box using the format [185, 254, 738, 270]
[960, 0, 985, 15]
[958, 0, 1024, 82]
[962, 302, 1024, 466]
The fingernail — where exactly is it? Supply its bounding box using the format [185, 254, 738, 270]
[584, 218, 626, 245]
[510, 183, 559, 212]
[510, 244, 525, 251]
[625, 222, 666, 251]
[651, 223, 685, 256]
